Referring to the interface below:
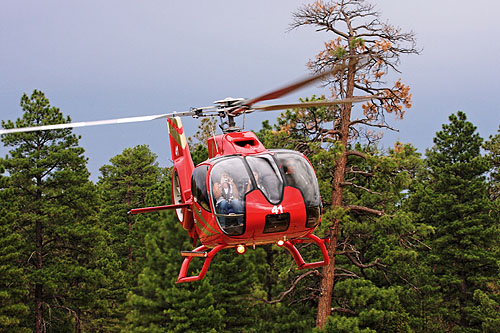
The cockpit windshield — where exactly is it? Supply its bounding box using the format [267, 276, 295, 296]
[245, 155, 283, 204]
[274, 151, 322, 228]
[209, 152, 322, 235]
[274, 152, 321, 207]
[210, 158, 249, 235]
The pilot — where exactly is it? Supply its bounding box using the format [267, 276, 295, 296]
[283, 158, 317, 206]
[283, 159, 308, 189]
[213, 172, 242, 215]
[247, 171, 269, 198]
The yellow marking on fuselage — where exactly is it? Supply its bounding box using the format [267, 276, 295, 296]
[168, 117, 187, 149]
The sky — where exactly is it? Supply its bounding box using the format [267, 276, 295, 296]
[1, 0, 499, 181]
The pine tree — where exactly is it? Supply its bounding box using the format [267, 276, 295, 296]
[408, 111, 500, 331]
[98, 145, 162, 269]
[484, 125, 500, 199]
[0, 90, 104, 332]
[206, 247, 272, 332]
[125, 167, 224, 332]
[307, 143, 431, 332]
[95, 144, 163, 331]
[480, 126, 500, 331]
[289, 1, 419, 325]
[0, 170, 30, 332]
[258, 104, 431, 331]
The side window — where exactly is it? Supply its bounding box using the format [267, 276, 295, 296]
[276, 152, 322, 228]
[275, 152, 321, 207]
[191, 165, 211, 212]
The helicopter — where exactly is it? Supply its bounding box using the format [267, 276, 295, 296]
[0, 62, 378, 283]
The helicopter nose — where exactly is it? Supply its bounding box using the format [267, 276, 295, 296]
[244, 186, 307, 240]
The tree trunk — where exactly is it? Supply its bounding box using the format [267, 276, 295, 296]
[127, 183, 133, 264]
[315, 153, 347, 327]
[75, 308, 82, 333]
[35, 163, 44, 333]
[35, 282, 43, 333]
[316, 57, 356, 328]
[35, 216, 44, 332]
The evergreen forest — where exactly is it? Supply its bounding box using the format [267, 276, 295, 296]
[0, 90, 499, 333]
[1, 1, 500, 332]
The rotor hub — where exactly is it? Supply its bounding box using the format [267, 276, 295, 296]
[213, 97, 246, 108]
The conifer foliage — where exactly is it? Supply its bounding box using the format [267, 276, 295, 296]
[408, 111, 500, 331]
[484, 125, 500, 200]
[95, 145, 163, 330]
[2, 2, 500, 328]
[0, 90, 104, 332]
[0, 172, 29, 331]
[1, 89, 500, 332]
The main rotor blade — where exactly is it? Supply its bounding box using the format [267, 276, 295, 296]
[0, 111, 197, 135]
[244, 63, 349, 107]
[233, 55, 372, 116]
[252, 95, 380, 112]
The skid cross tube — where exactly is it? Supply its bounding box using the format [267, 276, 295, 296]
[283, 234, 330, 270]
[177, 244, 228, 283]
[128, 202, 191, 215]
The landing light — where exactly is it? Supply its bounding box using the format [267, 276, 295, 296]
[235, 244, 246, 255]
[276, 240, 285, 247]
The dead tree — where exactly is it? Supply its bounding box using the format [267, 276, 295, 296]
[289, 0, 418, 327]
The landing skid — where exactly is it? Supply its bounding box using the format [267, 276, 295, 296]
[177, 244, 228, 283]
[282, 233, 330, 269]
[176, 234, 329, 283]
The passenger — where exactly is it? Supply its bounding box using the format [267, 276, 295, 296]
[213, 172, 242, 215]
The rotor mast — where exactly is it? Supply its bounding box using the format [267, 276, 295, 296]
[213, 97, 248, 133]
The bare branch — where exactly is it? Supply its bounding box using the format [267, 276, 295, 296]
[346, 204, 384, 216]
[399, 232, 432, 251]
[345, 166, 373, 177]
[344, 250, 383, 269]
[341, 181, 383, 195]
[335, 267, 361, 279]
[346, 150, 367, 159]
[253, 270, 321, 304]
[378, 266, 422, 292]
[331, 307, 357, 315]
[27, 251, 36, 264]
[350, 119, 399, 132]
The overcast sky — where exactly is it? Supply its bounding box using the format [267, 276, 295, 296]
[1, 0, 499, 180]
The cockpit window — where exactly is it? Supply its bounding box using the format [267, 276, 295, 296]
[210, 157, 250, 235]
[275, 152, 322, 228]
[209, 152, 322, 234]
[275, 152, 321, 207]
[191, 165, 211, 212]
[245, 155, 283, 204]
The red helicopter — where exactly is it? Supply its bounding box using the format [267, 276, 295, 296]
[0, 63, 376, 283]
